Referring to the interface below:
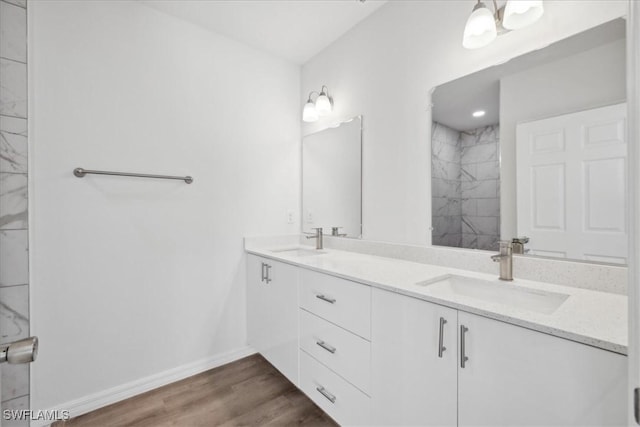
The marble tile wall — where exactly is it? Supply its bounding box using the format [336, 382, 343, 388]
[460, 125, 500, 251]
[0, 0, 29, 422]
[431, 122, 462, 247]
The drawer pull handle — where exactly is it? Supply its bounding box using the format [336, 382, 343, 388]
[260, 263, 266, 282]
[460, 325, 469, 368]
[438, 317, 447, 358]
[265, 264, 272, 284]
[315, 294, 336, 304]
[316, 340, 336, 354]
[316, 386, 336, 404]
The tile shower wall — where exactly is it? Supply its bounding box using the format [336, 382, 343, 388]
[431, 122, 461, 247]
[460, 125, 500, 250]
[432, 122, 500, 251]
[0, 0, 30, 422]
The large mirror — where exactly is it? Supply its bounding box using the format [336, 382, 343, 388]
[302, 116, 362, 238]
[431, 18, 627, 264]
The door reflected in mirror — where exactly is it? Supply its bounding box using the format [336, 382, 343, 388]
[302, 116, 362, 238]
[431, 18, 627, 265]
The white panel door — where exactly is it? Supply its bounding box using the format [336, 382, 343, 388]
[371, 288, 457, 426]
[246, 255, 299, 385]
[458, 311, 627, 426]
[516, 103, 627, 263]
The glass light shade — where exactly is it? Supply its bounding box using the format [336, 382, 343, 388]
[503, 0, 544, 30]
[462, 3, 497, 49]
[302, 101, 318, 122]
[315, 94, 332, 116]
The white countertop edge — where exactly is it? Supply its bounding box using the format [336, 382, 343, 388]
[245, 246, 627, 356]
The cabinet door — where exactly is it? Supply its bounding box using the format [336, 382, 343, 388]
[371, 288, 457, 426]
[246, 255, 299, 385]
[458, 311, 627, 426]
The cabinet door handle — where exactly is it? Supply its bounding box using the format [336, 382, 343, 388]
[265, 264, 272, 284]
[460, 325, 469, 368]
[260, 263, 266, 282]
[316, 340, 336, 354]
[315, 294, 336, 304]
[316, 386, 336, 404]
[438, 317, 447, 358]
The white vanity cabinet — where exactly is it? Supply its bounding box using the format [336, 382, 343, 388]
[371, 288, 458, 426]
[246, 250, 627, 426]
[371, 287, 627, 427]
[457, 311, 627, 427]
[298, 269, 372, 425]
[246, 254, 299, 386]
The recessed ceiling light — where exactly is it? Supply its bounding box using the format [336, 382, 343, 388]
[472, 110, 486, 118]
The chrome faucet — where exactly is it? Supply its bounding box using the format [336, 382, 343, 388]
[511, 236, 530, 254]
[491, 241, 513, 281]
[306, 227, 324, 250]
[331, 227, 347, 237]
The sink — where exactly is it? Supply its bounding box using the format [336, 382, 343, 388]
[270, 247, 327, 257]
[416, 274, 569, 314]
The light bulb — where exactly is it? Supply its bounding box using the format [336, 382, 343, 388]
[302, 101, 318, 122]
[503, 0, 544, 30]
[315, 93, 332, 116]
[463, 2, 497, 49]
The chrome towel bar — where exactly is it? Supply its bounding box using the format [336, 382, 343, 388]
[73, 167, 193, 184]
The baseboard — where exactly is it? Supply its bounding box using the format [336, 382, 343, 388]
[31, 346, 256, 427]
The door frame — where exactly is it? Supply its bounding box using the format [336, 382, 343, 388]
[628, 0, 640, 424]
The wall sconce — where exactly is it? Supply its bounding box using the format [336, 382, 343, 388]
[302, 85, 333, 122]
[463, 0, 544, 49]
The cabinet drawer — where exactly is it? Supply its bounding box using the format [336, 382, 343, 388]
[300, 309, 371, 394]
[299, 269, 371, 339]
[300, 350, 371, 426]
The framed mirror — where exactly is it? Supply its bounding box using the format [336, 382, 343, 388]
[431, 18, 627, 264]
[302, 116, 362, 238]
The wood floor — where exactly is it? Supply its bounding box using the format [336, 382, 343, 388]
[55, 354, 338, 427]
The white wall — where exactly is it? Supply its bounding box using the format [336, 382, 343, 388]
[30, 0, 300, 411]
[301, 0, 628, 245]
[500, 38, 626, 238]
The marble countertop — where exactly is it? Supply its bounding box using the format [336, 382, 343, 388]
[245, 242, 627, 355]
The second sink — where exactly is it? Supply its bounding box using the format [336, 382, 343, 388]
[416, 274, 569, 315]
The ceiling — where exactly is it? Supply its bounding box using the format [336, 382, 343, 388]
[142, 0, 388, 64]
[433, 17, 626, 132]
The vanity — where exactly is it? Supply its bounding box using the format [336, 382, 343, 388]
[245, 238, 627, 426]
[254, 13, 630, 426]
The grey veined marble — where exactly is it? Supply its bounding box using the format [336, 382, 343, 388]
[0, 59, 27, 118]
[3, 0, 26, 8]
[0, 230, 28, 287]
[0, 0, 29, 409]
[0, 284, 28, 345]
[432, 122, 500, 250]
[0, 173, 27, 229]
[0, 1, 27, 63]
[0, 116, 27, 173]
[1, 363, 28, 401]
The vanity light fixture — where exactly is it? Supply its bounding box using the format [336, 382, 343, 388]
[472, 110, 486, 117]
[463, 0, 544, 49]
[302, 85, 333, 122]
[503, 0, 544, 30]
